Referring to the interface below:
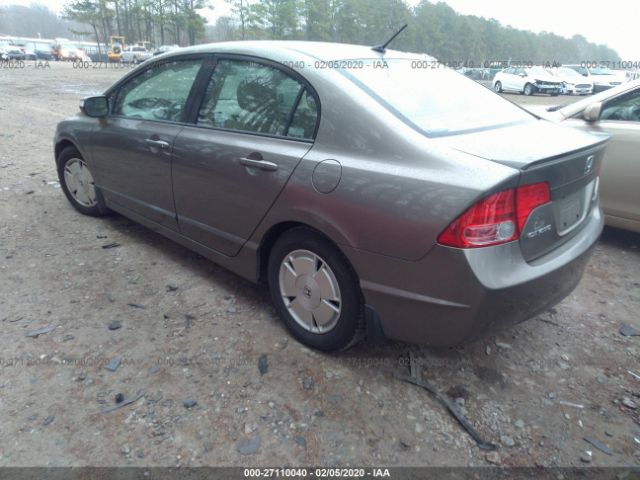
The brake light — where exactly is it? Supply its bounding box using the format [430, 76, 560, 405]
[438, 182, 550, 248]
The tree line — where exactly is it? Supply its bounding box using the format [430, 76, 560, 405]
[61, 0, 209, 48]
[210, 0, 620, 64]
[1, 0, 619, 64]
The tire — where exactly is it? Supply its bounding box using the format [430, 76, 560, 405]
[494, 81, 502, 93]
[57, 145, 109, 217]
[524, 83, 535, 96]
[267, 228, 364, 352]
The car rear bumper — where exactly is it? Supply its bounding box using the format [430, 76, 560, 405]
[346, 204, 604, 347]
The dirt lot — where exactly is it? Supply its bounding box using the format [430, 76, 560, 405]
[1, 61, 639, 469]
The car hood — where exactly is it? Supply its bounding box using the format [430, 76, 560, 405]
[560, 76, 592, 84]
[592, 74, 626, 84]
[435, 120, 608, 169]
[529, 74, 560, 83]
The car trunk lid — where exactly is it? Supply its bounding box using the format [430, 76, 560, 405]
[437, 120, 609, 261]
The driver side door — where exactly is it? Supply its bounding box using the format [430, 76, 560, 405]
[91, 57, 205, 230]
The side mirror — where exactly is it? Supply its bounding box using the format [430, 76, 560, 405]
[583, 102, 602, 122]
[519, 72, 526, 77]
[80, 96, 108, 117]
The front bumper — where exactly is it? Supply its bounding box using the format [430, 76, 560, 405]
[564, 86, 593, 95]
[345, 205, 604, 347]
[534, 83, 562, 94]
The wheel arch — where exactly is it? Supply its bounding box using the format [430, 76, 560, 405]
[54, 138, 81, 167]
[256, 221, 361, 290]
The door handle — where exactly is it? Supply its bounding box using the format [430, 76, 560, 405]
[145, 138, 170, 150]
[239, 157, 278, 171]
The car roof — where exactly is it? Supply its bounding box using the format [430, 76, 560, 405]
[160, 40, 435, 63]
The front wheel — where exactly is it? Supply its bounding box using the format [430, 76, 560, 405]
[523, 83, 535, 96]
[494, 81, 502, 93]
[57, 146, 109, 216]
[268, 228, 364, 351]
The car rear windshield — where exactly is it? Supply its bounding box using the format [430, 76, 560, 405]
[343, 58, 535, 137]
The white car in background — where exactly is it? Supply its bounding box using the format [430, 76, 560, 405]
[563, 64, 627, 93]
[551, 67, 593, 95]
[120, 46, 153, 64]
[493, 66, 563, 96]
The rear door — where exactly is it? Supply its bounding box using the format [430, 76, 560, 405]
[172, 56, 319, 256]
[501, 68, 516, 90]
[91, 57, 205, 229]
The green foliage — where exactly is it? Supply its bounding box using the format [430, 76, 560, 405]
[62, 0, 209, 46]
[211, 0, 619, 63]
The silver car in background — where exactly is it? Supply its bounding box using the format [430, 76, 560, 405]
[54, 42, 608, 351]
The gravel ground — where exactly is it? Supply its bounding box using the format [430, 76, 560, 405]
[1, 61, 639, 468]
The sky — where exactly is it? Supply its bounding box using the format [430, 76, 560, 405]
[1, 0, 637, 59]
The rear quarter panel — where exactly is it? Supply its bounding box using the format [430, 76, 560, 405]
[252, 69, 519, 261]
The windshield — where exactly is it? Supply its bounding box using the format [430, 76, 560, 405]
[344, 58, 534, 137]
[556, 67, 581, 77]
[590, 67, 615, 75]
[527, 66, 551, 76]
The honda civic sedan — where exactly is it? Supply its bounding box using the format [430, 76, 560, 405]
[54, 41, 608, 351]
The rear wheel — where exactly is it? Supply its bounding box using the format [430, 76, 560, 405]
[524, 83, 535, 96]
[494, 81, 502, 93]
[57, 146, 109, 216]
[268, 228, 364, 351]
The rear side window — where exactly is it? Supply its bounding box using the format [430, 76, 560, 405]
[113, 59, 202, 122]
[197, 59, 317, 139]
[288, 89, 318, 139]
[345, 58, 534, 137]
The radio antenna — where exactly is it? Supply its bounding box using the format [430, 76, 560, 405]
[372, 24, 408, 53]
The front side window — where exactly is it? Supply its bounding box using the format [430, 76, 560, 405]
[197, 59, 316, 138]
[601, 90, 640, 122]
[113, 59, 202, 122]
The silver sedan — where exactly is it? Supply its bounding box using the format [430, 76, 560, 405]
[54, 41, 607, 350]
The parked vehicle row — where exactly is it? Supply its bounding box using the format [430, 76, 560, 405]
[0, 36, 181, 63]
[55, 41, 610, 351]
[491, 64, 629, 96]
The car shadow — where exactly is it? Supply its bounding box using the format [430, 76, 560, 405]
[600, 225, 640, 254]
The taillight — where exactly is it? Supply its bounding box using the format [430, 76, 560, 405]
[438, 182, 550, 248]
[516, 182, 550, 231]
